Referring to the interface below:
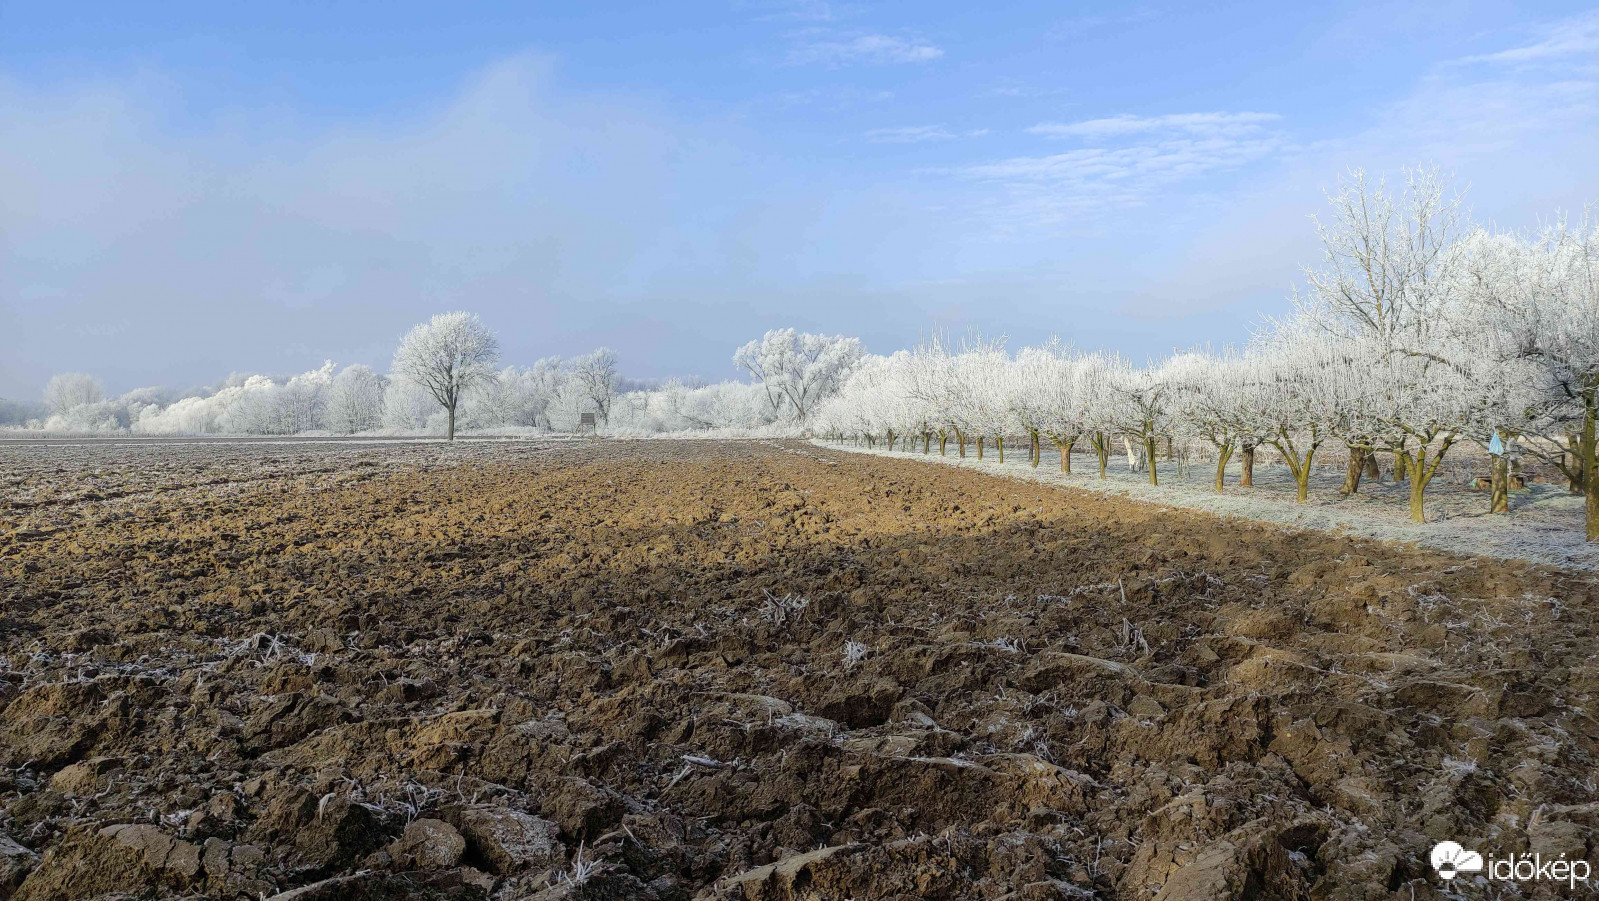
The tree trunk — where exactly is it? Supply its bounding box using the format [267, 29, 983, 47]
[1165, 436, 1173, 461]
[1240, 441, 1255, 487]
[976, 436, 984, 460]
[1363, 454, 1380, 479]
[1213, 443, 1234, 492]
[955, 428, 965, 458]
[1030, 430, 1040, 468]
[1405, 439, 1454, 523]
[1092, 431, 1110, 479]
[1144, 435, 1158, 486]
[1408, 450, 1428, 522]
[1584, 395, 1598, 542]
[1393, 448, 1408, 482]
[1563, 435, 1584, 493]
[1271, 435, 1315, 502]
[1057, 439, 1075, 474]
[1340, 446, 1366, 496]
[996, 436, 1004, 463]
[447, 405, 456, 441]
[1490, 450, 1509, 515]
[939, 432, 948, 456]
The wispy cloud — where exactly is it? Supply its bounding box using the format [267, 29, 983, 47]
[1111, 12, 1599, 317]
[865, 125, 986, 143]
[1027, 112, 1281, 140]
[1459, 9, 1599, 66]
[940, 111, 1286, 229]
[959, 136, 1283, 198]
[786, 32, 943, 66]
[1382, 10, 1599, 159]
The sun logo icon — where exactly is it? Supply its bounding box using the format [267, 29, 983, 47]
[1431, 841, 1484, 880]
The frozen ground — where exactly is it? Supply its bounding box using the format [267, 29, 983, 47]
[7, 433, 1591, 570]
[5, 438, 1598, 899]
[819, 439, 1598, 571]
[0, 424, 804, 442]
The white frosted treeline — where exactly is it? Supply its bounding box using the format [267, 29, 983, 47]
[732, 328, 866, 423]
[26, 327, 866, 440]
[811, 168, 1599, 540]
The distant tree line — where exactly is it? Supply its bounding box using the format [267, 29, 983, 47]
[13, 317, 865, 441]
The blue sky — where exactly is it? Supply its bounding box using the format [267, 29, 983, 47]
[3, 1, 1598, 395]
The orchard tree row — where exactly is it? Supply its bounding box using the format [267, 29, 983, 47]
[815, 169, 1599, 540]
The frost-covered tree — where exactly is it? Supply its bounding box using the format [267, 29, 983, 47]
[1301, 166, 1463, 344]
[462, 362, 562, 430]
[663, 379, 775, 430]
[903, 335, 966, 455]
[207, 364, 334, 434]
[326, 364, 387, 433]
[1455, 219, 1599, 539]
[861, 356, 904, 449]
[43, 373, 104, 414]
[1167, 351, 1246, 492]
[879, 351, 931, 451]
[44, 401, 123, 432]
[1073, 352, 1123, 479]
[1007, 345, 1055, 468]
[815, 350, 951, 452]
[1241, 323, 1384, 506]
[1298, 166, 1465, 485]
[391, 312, 501, 441]
[382, 377, 440, 432]
[527, 357, 568, 426]
[132, 389, 226, 434]
[1109, 358, 1172, 486]
[816, 356, 884, 446]
[1237, 331, 1328, 503]
[1011, 340, 1098, 472]
[473, 356, 567, 430]
[210, 375, 282, 434]
[734, 329, 865, 423]
[40, 372, 128, 432]
[568, 348, 621, 425]
[278, 362, 335, 433]
[949, 340, 1011, 461]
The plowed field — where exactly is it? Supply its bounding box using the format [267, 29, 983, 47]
[1, 439, 1596, 900]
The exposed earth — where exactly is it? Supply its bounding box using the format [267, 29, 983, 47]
[1, 438, 1597, 900]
